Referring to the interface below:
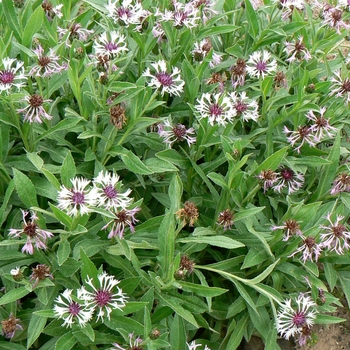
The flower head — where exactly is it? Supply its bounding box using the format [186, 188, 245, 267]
[157, 119, 196, 147]
[57, 23, 93, 46]
[80, 272, 128, 321]
[217, 209, 234, 230]
[330, 173, 350, 195]
[112, 333, 143, 350]
[17, 94, 53, 123]
[57, 177, 96, 216]
[257, 169, 279, 193]
[273, 167, 304, 194]
[176, 201, 199, 227]
[102, 207, 140, 239]
[1, 314, 22, 339]
[187, 341, 211, 350]
[8, 210, 53, 255]
[276, 0, 305, 21]
[94, 31, 128, 59]
[30, 264, 53, 287]
[0, 58, 26, 93]
[272, 219, 303, 241]
[110, 104, 127, 129]
[322, 6, 349, 34]
[230, 58, 247, 88]
[229, 91, 259, 122]
[246, 50, 277, 79]
[41, 0, 63, 20]
[330, 70, 350, 104]
[106, 0, 146, 27]
[283, 125, 318, 153]
[30, 45, 67, 77]
[276, 295, 317, 345]
[289, 236, 323, 263]
[319, 213, 350, 255]
[306, 107, 337, 141]
[143, 60, 185, 96]
[54, 289, 93, 328]
[284, 36, 312, 63]
[192, 0, 218, 24]
[195, 92, 235, 126]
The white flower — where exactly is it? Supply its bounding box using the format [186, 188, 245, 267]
[272, 167, 304, 194]
[17, 94, 53, 124]
[275, 0, 304, 21]
[322, 6, 349, 34]
[283, 125, 318, 153]
[80, 272, 128, 321]
[191, 0, 218, 24]
[229, 91, 259, 122]
[94, 31, 128, 59]
[306, 107, 337, 141]
[276, 294, 317, 342]
[8, 210, 53, 255]
[54, 289, 93, 328]
[319, 213, 350, 255]
[195, 92, 235, 126]
[158, 119, 196, 147]
[271, 219, 302, 241]
[106, 0, 147, 27]
[0, 58, 26, 93]
[57, 177, 96, 216]
[329, 70, 350, 103]
[289, 236, 323, 263]
[187, 341, 211, 350]
[143, 60, 185, 96]
[246, 50, 277, 79]
[92, 171, 133, 210]
[57, 23, 93, 46]
[10, 267, 20, 276]
[284, 36, 312, 63]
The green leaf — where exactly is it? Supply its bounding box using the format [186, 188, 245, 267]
[225, 314, 249, 350]
[34, 310, 56, 317]
[338, 271, 350, 308]
[26, 152, 44, 170]
[79, 323, 95, 342]
[0, 342, 26, 350]
[27, 314, 47, 348]
[13, 168, 38, 207]
[207, 172, 228, 190]
[169, 173, 183, 211]
[2, 0, 22, 42]
[0, 286, 31, 306]
[324, 263, 337, 291]
[197, 25, 239, 40]
[178, 281, 228, 297]
[292, 156, 332, 167]
[316, 315, 346, 324]
[57, 240, 71, 266]
[234, 206, 265, 222]
[155, 292, 199, 328]
[104, 315, 144, 334]
[244, 0, 259, 37]
[22, 6, 44, 47]
[0, 179, 15, 227]
[55, 331, 77, 350]
[80, 249, 98, 283]
[36, 117, 83, 141]
[254, 147, 288, 174]
[49, 203, 73, 229]
[177, 236, 244, 249]
[61, 151, 76, 188]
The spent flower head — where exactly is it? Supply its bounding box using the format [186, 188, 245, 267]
[272, 219, 303, 241]
[176, 201, 199, 227]
[230, 58, 247, 88]
[30, 264, 53, 287]
[8, 210, 53, 255]
[306, 107, 337, 141]
[257, 169, 279, 193]
[1, 314, 22, 339]
[80, 272, 128, 321]
[41, 0, 63, 20]
[330, 70, 350, 104]
[54, 289, 93, 328]
[143, 60, 185, 96]
[330, 173, 350, 195]
[17, 94, 53, 124]
[57, 23, 93, 45]
[283, 125, 318, 153]
[284, 36, 312, 63]
[273, 167, 304, 194]
[217, 209, 234, 230]
[289, 236, 323, 263]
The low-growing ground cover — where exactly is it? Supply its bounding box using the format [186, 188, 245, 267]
[0, 0, 350, 349]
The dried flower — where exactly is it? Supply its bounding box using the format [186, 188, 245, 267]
[30, 45, 67, 77]
[110, 104, 127, 129]
[306, 107, 337, 141]
[176, 201, 199, 226]
[289, 236, 323, 263]
[257, 169, 279, 193]
[276, 294, 317, 344]
[217, 209, 234, 230]
[80, 272, 128, 321]
[30, 264, 53, 287]
[54, 289, 93, 328]
[330, 173, 350, 195]
[273, 167, 304, 194]
[102, 207, 140, 239]
[284, 36, 312, 63]
[192, 0, 218, 24]
[322, 6, 349, 34]
[246, 50, 277, 79]
[274, 71, 288, 89]
[272, 219, 303, 241]
[8, 210, 53, 255]
[17, 94, 53, 123]
[319, 213, 350, 255]
[157, 119, 196, 147]
[230, 58, 247, 88]
[283, 125, 318, 153]
[57, 177, 96, 216]
[0, 57, 26, 93]
[1, 314, 22, 339]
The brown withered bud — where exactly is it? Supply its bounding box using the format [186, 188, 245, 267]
[110, 105, 127, 130]
[30, 264, 53, 287]
[217, 209, 234, 231]
[176, 201, 199, 227]
[1, 314, 22, 339]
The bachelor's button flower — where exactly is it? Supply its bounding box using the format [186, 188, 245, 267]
[102, 207, 140, 239]
[94, 31, 128, 59]
[283, 125, 318, 153]
[30, 264, 53, 287]
[273, 167, 304, 194]
[54, 289, 93, 328]
[275, 0, 305, 21]
[195, 92, 235, 126]
[187, 341, 211, 350]
[217, 209, 234, 231]
[230, 58, 247, 88]
[29, 45, 67, 77]
[284, 36, 312, 63]
[0, 58, 26, 93]
[319, 213, 350, 255]
[306, 107, 337, 141]
[191, 0, 218, 24]
[157, 119, 196, 148]
[329, 70, 350, 103]
[41, 0, 63, 20]
[143, 60, 185, 96]
[271, 219, 303, 241]
[57, 23, 93, 46]
[80, 272, 128, 321]
[330, 173, 350, 195]
[322, 6, 349, 34]
[246, 50, 277, 79]
[289, 236, 323, 263]
[57, 177, 96, 216]
[276, 294, 317, 346]
[229, 91, 259, 122]
[17, 94, 53, 123]
[1, 314, 23, 339]
[8, 210, 53, 255]
[257, 169, 279, 193]
[106, 0, 146, 27]
[112, 333, 143, 350]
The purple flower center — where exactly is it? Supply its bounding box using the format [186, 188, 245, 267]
[256, 61, 267, 72]
[71, 191, 85, 204]
[0, 70, 15, 84]
[292, 311, 306, 327]
[173, 124, 187, 140]
[103, 185, 118, 199]
[68, 301, 81, 316]
[174, 10, 188, 24]
[95, 289, 112, 307]
[117, 6, 131, 18]
[235, 101, 248, 114]
[105, 42, 119, 51]
[24, 221, 38, 238]
[156, 72, 173, 86]
[209, 103, 223, 117]
[280, 168, 294, 181]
